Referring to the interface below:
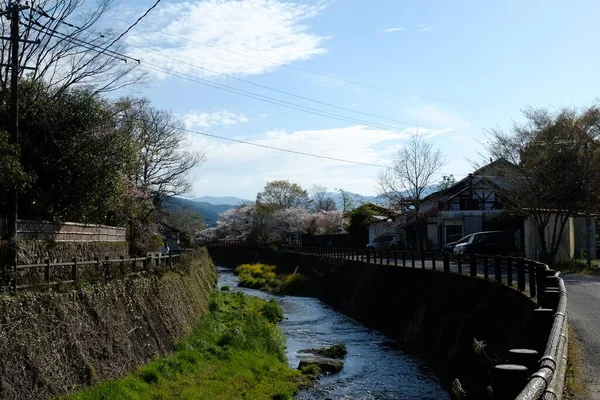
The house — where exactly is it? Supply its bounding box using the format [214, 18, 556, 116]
[368, 215, 402, 244]
[397, 159, 512, 250]
[396, 158, 596, 260]
[159, 222, 181, 252]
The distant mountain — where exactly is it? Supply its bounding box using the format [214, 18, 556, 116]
[164, 197, 236, 227]
[325, 192, 383, 210]
[193, 196, 250, 206]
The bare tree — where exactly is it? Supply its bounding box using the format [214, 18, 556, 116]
[311, 184, 337, 212]
[115, 98, 206, 210]
[378, 134, 445, 214]
[0, 0, 145, 94]
[335, 188, 355, 212]
[485, 106, 600, 264]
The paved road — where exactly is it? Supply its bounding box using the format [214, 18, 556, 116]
[562, 273, 600, 399]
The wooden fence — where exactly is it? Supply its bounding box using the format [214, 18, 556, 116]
[2, 253, 182, 292]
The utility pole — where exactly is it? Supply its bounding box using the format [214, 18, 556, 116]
[585, 142, 592, 269]
[6, 1, 21, 242]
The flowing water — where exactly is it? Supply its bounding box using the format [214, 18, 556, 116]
[218, 266, 449, 400]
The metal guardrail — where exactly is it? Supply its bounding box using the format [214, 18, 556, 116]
[206, 241, 568, 400]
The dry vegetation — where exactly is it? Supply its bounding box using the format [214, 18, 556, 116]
[0, 249, 216, 400]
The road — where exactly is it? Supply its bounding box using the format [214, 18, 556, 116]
[562, 273, 600, 399]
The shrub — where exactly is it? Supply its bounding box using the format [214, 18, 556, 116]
[261, 300, 284, 323]
[220, 285, 230, 291]
[313, 343, 347, 359]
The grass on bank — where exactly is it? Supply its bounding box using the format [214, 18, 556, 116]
[563, 325, 588, 400]
[553, 259, 600, 275]
[66, 291, 310, 400]
[234, 263, 312, 295]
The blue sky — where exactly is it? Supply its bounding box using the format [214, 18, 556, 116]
[110, 0, 600, 199]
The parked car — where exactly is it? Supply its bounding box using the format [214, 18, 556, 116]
[453, 230, 516, 255]
[366, 234, 398, 252]
[443, 234, 473, 253]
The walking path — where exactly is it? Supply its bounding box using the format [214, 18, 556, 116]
[562, 273, 600, 399]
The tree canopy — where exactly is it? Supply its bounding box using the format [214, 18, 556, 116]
[486, 105, 600, 263]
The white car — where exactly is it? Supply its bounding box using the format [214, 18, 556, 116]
[366, 234, 398, 252]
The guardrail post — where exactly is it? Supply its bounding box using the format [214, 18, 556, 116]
[402, 251, 406, 267]
[366, 250, 370, 263]
[483, 254, 489, 279]
[494, 255, 502, 283]
[72, 258, 77, 281]
[517, 258, 526, 291]
[386, 250, 390, 265]
[132, 257, 137, 273]
[119, 256, 125, 275]
[45, 259, 50, 288]
[470, 253, 477, 277]
[421, 251, 425, 269]
[506, 349, 539, 375]
[492, 364, 529, 399]
[155, 253, 160, 268]
[104, 256, 110, 281]
[12, 263, 17, 292]
[531, 308, 554, 354]
[443, 252, 450, 272]
[528, 260, 537, 298]
[394, 251, 398, 266]
[457, 254, 462, 275]
[432, 252, 437, 271]
[506, 257, 513, 287]
[411, 251, 415, 268]
[379, 250, 383, 265]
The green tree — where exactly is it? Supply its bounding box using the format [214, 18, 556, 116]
[0, 80, 136, 224]
[437, 175, 456, 191]
[256, 180, 312, 213]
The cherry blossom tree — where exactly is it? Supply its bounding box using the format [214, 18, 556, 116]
[217, 204, 267, 242]
[307, 210, 346, 235]
[267, 207, 309, 242]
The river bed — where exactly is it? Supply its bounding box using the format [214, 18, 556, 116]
[217, 266, 449, 400]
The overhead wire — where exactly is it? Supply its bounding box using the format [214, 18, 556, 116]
[111, 17, 513, 111]
[139, 63, 422, 131]
[25, 11, 469, 177]
[123, 42, 424, 127]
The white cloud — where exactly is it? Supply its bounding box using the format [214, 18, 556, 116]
[125, 0, 327, 79]
[186, 124, 451, 198]
[183, 110, 249, 129]
[259, 113, 268, 117]
[382, 27, 404, 33]
[417, 24, 432, 32]
[405, 105, 470, 130]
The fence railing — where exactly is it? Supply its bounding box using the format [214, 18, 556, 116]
[2, 253, 182, 292]
[206, 241, 568, 400]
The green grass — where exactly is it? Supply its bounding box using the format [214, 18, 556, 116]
[66, 291, 307, 400]
[234, 263, 314, 295]
[552, 258, 600, 275]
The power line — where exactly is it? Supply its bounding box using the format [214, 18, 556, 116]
[139, 63, 424, 132]
[179, 126, 387, 168]
[112, 17, 512, 111]
[124, 42, 425, 127]
[103, 0, 162, 50]
[29, 23, 140, 63]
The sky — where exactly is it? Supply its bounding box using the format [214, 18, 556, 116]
[103, 0, 600, 200]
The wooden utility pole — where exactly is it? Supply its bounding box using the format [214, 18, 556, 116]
[6, 1, 20, 242]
